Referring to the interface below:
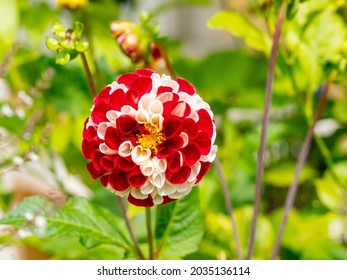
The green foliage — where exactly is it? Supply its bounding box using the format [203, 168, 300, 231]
[0, 196, 132, 255]
[207, 11, 271, 54]
[155, 187, 203, 259]
[1, 0, 347, 261]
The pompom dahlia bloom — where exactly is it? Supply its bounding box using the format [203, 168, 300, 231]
[82, 69, 217, 207]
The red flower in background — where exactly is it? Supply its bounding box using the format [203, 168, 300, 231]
[82, 69, 217, 207]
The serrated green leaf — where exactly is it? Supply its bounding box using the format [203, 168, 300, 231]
[0, 196, 46, 226]
[46, 197, 132, 250]
[0, 196, 133, 253]
[56, 48, 70, 65]
[155, 187, 203, 259]
[207, 11, 271, 54]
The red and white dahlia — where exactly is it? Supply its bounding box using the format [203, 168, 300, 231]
[82, 69, 217, 207]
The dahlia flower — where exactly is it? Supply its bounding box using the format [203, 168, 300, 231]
[82, 69, 217, 207]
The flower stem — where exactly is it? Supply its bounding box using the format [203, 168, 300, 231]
[271, 75, 334, 259]
[247, 4, 286, 260]
[80, 52, 97, 98]
[146, 207, 155, 260]
[214, 158, 243, 259]
[117, 196, 145, 260]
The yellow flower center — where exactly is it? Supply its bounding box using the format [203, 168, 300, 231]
[137, 124, 165, 154]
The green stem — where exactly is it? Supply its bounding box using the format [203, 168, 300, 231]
[80, 52, 97, 98]
[247, 4, 286, 260]
[214, 158, 243, 259]
[271, 75, 334, 259]
[117, 196, 145, 260]
[146, 207, 155, 260]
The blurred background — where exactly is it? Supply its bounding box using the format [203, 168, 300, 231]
[0, 0, 347, 260]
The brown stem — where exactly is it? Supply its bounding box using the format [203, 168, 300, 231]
[214, 158, 243, 259]
[80, 52, 97, 98]
[271, 77, 333, 259]
[117, 196, 145, 260]
[247, 4, 286, 260]
[146, 207, 155, 259]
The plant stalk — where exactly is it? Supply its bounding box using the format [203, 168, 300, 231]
[271, 76, 334, 259]
[80, 52, 97, 98]
[247, 4, 286, 260]
[214, 157, 243, 259]
[146, 207, 155, 260]
[117, 196, 145, 260]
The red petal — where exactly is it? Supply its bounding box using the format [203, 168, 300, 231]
[105, 127, 122, 149]
[184, 118, 198, 138]
[195, 161, 211, 184]
[171, 101, 191, 118]
[86, 162, 103, 179]
[109, 172, 129, 191]
[128, 194, 154, 207]
[166, 166, 191, 184]
[197, 109, 213, 138]
[157, 86, 174, 94]
[117, 72, 138, 87]
[82, 139, 95, 159]
[176, 77, 195, 95]
[157, 136, 183, 159]
[115, 156, 136, 171]
[162, 196, 176, 205]
[136, 68, 154, 77]
[127, 168, 147, 187]
[125, 89, 139, 107]
[93, 86, 111, 106]
[167, 152, 182, 172]
[91, 101, 108, 124]
[129, 77, 152, 95]
[100, 175, 109, 186]
[163, 117, 183, 139]
[182, 143, 200, 167]
[100, 155, 115, 171]
[109, 88, 126, 111]
[116, 115, 138, 135]
[193, 131, 211, 156]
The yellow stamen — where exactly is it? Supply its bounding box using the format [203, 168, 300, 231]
[137, 124, 165, 153]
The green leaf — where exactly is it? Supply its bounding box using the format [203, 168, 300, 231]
[0, 196, 132, 252]
[0, 196, 45, 227]
[207, 11, 271, 54]
[264, 162, 317, 188]
[46, 197, 132, 250]
[314, 162, 347, 211]
[155, 187, 203, 259]
[56, 48, 70, 65]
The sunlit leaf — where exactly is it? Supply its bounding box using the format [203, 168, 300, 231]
[207, 11, 271, 53]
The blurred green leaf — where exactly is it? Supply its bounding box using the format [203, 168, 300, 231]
[155, 187, 203, 259]
[314, 162, 347, 212]
[207, 11, 271, 53]
[264, 162, 317, 188]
